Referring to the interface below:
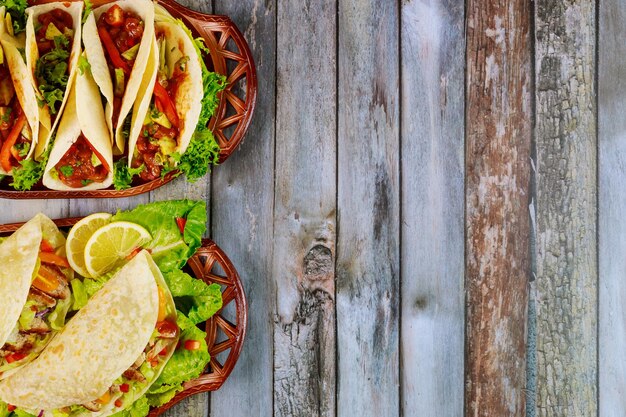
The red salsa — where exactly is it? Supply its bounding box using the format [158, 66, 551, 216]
[54, 135, 109, 188]
[97, 5, 144, 125]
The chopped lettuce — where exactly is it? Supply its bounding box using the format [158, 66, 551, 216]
[17, 300, 36, 330]
[35, 36, 70, 114]
[81, 0, 92, 24]
[175, 128, 220, 182]
[109, 396, 149, 417]
[112, 158, 144, 190]
[146, 312, 210, 406]
[10, 145, 51, 191]
[0, 0, 27, 35]
[0, 402, 9, 417]
[70, 279, 88, 310]
[48, 296, 72, 331]
[163, 269, 222, 325]
[112, 200, 206, 272]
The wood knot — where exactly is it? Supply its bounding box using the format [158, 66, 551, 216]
[304, 245, 333, 279]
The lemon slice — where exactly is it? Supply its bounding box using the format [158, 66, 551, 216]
[66, 213, 112, 278]
[84, 221, 152, 278]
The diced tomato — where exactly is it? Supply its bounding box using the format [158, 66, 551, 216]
[0, 111, 25, 172]
[7, 405, 15, 412]
[5, 352, 27, 364]
[39, 251, 70, 268]
[114, 399, 123, 408]
[156, 320, 178, 338]
[33, 264, 64, 293]
[153, 82, 179, 128]
[98, 27, 130, 74]
[175, 217, 186, 235]
[184, 340, 201, 351]
[159, 347, 168, 356]
[125, 247, 142, 260]
[104, 5, 125, 27]
[119, 383, 130, 393]
[40, 239, 55, 252]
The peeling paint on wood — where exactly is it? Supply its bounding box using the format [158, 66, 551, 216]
[534, 0, 597, 415]
[465, 0, 532, 415]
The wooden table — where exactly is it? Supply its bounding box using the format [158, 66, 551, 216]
[2, 0, 621, 415]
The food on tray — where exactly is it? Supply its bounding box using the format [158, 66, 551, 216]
[0, 214, 74, 380]
[0, 200, 223, 417]
[0, 7, 40, 179]
[25, 1, 82, 157]
[42, 52, 114, 190]
[0, 0, 228, 193]
[0, 251, 179, 417]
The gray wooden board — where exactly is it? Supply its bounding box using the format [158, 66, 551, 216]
[272, 0, 337, 416]
[400, 0, 465, 415]
[534, 0, 597, 415]
[599, 0, 626, 414]
[210, 0, 275, 416]
[336, 1, 400, 417]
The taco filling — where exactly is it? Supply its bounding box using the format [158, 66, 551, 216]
[72, 292, 177, 414]
[51, 134, 110, 188]
[96, 5, 144, 127]
[0, 239, 71, 376]
[34, 9, 74, 122]
[0, 66, 32, 173]
[131, 33, 189, 181]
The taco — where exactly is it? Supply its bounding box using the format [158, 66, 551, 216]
[82, 0, 155, 153]
[125, 9, 204, 182]
[42, 53, 113, 190]
[0, 7, 40, 176]
[25, 1, 83, 159]
[0, 251, 179, 416]
[0, 214, 74, 380]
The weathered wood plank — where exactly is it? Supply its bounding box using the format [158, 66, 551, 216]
[271, 1, 336, 416]
[534, 1, 597, 415]
[3, 199, 69, 223]
[599, 0, 626, 415]
[465, 0, 532, 415]
[209, 0, 275, 417]
[336, 1, 399, 417]
[400, 1, 464, 415]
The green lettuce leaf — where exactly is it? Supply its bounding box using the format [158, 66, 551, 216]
[112, 200, 206, 272]
[47, 296, 71, 330]
[163, 269, 222, 325]
[176, 128, 220, 182]
[81, 0, 92, 24]
[151, 312, 210, 390]
[109, 396, 149, 417]
[112, 158, 144, 190]
[11, 409, 34, 417]
[0, 401, 10, 417]
[10, 146, 51, 191]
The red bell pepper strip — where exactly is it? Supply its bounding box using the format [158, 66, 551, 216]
[0, 112, 26, 173]
[98, 27, 130, 74]
[175, 217, 186, 235]
[153, 82, 179, 128]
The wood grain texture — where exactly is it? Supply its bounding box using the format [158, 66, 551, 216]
[336, 1, 399, 417]
[465, 0, 532, 415]
[210, 0, 275, 416]
[534, 0, 597, 415]
[599, 0, 626, 415]
[400, 0, 464, 415]
[272, 0, 336, 416]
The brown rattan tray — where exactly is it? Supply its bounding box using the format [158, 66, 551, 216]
[0, 0, 257, 199]
[0, 217, 248, 414]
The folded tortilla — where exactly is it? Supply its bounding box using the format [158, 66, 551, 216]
[83, 0, 155, 153]
[0, 251, 179, 417]
[0, 214, 71, 380]
[25, 1, 83, 159]
[42, 53, 114, 190]
[0, 7, 41, 175]
[128, 7, 204, 169]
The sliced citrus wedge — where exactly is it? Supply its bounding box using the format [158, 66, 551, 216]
[65, 213, 112, 278]
[84, 221, 151, 278]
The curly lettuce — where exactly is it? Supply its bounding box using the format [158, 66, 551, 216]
[10, 146, 51, 191]
[0, 0, 27, 35]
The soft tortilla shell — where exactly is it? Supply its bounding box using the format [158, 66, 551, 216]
[25, 1, 83, 159]
[42, 55, 113, 191]
[0, 216, 42, 356]
[0, 251, 160, 410]
[86, 0, 155, 153]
